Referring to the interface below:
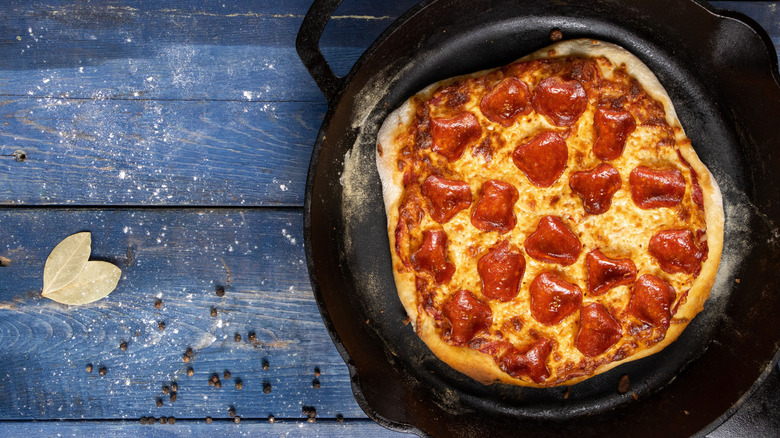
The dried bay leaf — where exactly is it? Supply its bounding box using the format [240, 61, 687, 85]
[41, 232, 122, 305]
[44, 261, 122, 305]
[42, 232, 91, 295]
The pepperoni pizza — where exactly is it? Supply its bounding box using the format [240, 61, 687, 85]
[375, 39, 724, 387]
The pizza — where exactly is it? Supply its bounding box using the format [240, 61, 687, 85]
[375, 39, 724, 387]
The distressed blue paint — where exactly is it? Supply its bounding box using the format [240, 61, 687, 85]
[0, 100, 324, 206]
[0, 0, 777, 437]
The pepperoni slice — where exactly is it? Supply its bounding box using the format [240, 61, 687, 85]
[576, 303, 622, 357]
[649, 229, 706, 276]
[477, 240, 526, 302]
[421, 175, 472, 223]
[593, 108, 637, 161]
[629, 274, 677, 330]
[498, 337, 552, 383]
[529, 272, 583, 326]
[431, 112, 482, 161]
[442, 289, 493, 346]
[479, 77, 532, 127]
[569, 163, 622, 215]
[512, 131, 568, 187]
[411, 230, 456, 284]
[531, 76, 588, 127]
[586, 250, 638, 296]
[524, 216, 582, 266]
[629, 166, 686, 209]
[471, 180, 519, 233]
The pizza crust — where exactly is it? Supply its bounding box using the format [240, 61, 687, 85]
[376, 39, 724, 387]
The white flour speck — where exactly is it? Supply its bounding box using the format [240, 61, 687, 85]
[243, 91, 253, 100]
[118, 170, 127, 179]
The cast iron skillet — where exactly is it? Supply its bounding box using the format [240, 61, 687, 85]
[298, 0, 780, 436]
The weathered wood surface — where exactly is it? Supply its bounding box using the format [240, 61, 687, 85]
[0, 0, 778, 437]
[0, 1, 776, 206]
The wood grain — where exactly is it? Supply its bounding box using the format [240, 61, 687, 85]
[0, 1, 777, 436]
[0, 209, 366, 420]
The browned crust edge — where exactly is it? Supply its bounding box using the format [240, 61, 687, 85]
[375, 39, 724, 387]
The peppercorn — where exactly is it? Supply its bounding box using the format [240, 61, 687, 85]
[263, 383, 271, 394]
[99, 367, 107, 377]
[208, 380, 215, 387]
[234, 416, 240, 424]
[171, 383, 178, 392]
[215, 381, 222, 389]
[235, 380, 242, 390]
[154, 299, 162, 309]
[158, 321, 165, 331]
[314, 367, 320, 377]
[162, 386, 170, 395]
[228, 407, 236, 418]
[307, 416, 316, 423]
[312, 379, 320, 389]
[185, 348, 193, 357]
[168, 417, 175, 425]
[205, 416, 212, 424]
[336, 414, 344, 423]
[159, 417, 166, 424]
[223, 370, 231, 379]
[262, 360, 269, 371]
[170, 392, 177, 402]
[215, 286, 225, 297]
[234, 333, 241, 342]
[86, 364, 93, 373]
[119, 341, 127, 351]
[156, 398, 163, 408]
[187, 368, 194, 377]
[183, 354, 190, 363]
[211, 374, 219, 383]
[268, 414, 275, 423]
[248, 332, 256, 342]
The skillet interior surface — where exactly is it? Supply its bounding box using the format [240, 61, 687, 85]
[304, 0, 780, 436]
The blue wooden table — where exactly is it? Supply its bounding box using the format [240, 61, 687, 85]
[0, 1, 778, 436]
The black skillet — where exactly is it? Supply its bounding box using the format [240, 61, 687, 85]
[298, 0, 780, 436]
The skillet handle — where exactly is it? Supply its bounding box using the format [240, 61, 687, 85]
[296, 0, 345, 105]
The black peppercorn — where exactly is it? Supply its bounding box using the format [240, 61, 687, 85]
[262, 360, 269, 371]
[235, 380, 242, 390]
[154, 299, 162, 309]
[99, 367, 107, 377]
[156, 398, 163, 408]
[168, 417, 175, 425]
[268, 414, 275, 423]
[120, 342, 127, 351]
[210, 308, 217, 317]
[170, 392, 177, 402]
[228, 407, 236, 418]
[205, 416, 212, 424]
[223, 370, 231, 379]
[215, 286, 225, 297]
[162, 386, 170, 395]
[234, 333, 241, 342]
[187, 368, 194, 377]
[248, 332, 256, 342]
[263, 383, 271, 394]
[86, 364, 93, 373]
[158, 321, 165, 331]
[312, 379, 320, 389]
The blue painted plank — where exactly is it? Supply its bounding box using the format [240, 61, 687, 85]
[0, 419, 412, 437]
[0, 0, 421, 102]
[0, 100, 324, 206]
[0, 209, 370, 420]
